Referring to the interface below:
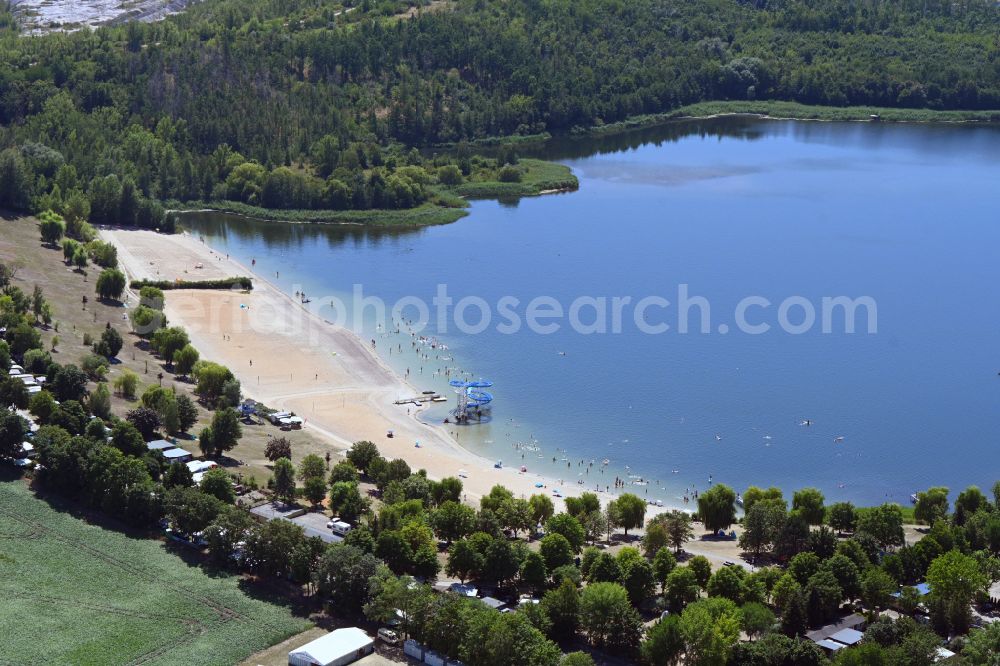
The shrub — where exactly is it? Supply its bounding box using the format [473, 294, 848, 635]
[131, 305, 165, 338]
[38, 210, 66, 245]
[95, 268, 126, 301]
[497, 165, 522, 183]
[86, 240, 118, 268]
[81, 353, 110, 381]
[126, 406, 161, 440]
[139, 285, 165, 309]
[89, 383, 112, 420]
[22, 348, 52, 374]
[173, 344, 199, 376]
[114, 369, 139, 399]
[61, 238, 80, 263]
[72, 247, 88, 269]
[93, 327, 123, 359]
[265, 436, 292, 461]
[438, 164, 464, 185]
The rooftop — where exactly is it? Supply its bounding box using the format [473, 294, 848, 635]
[828, 628, 864, 646]
[806, 614, 866, 643]
[479, 597, 506, 610]
[289, 627, 373, 665]
[162, 448, 193, 460]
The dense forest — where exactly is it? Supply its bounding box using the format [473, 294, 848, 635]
[0, 0, 999, 224]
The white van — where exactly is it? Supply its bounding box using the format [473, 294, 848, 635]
[268, 411, 291, 425]
[327, 520, 352, 536]
[377, 628, 400, 645]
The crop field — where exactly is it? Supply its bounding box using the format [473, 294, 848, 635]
[0, 479, 310, 666]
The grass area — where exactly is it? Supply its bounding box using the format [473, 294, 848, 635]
[239, 627, 330, 666]
[168, 200, 469, 228]
[449, 158, 579, 199]
[0, 479, 310, 666]
[855, 503, 917, 524]
[584, 100, 1000, 136]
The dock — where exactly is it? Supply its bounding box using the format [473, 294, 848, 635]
[394, 393, 446, 405]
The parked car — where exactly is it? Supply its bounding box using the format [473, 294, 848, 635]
[377, 628, 400, 645]
[448, 583, 478, 597]
[267, 411, 291, 425]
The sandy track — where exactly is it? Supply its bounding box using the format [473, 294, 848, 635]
[101, 228, 613, 508]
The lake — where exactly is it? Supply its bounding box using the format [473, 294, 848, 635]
[181, 117, 1000, 508]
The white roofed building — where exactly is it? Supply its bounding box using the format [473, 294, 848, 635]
[287, 628, 374, 666]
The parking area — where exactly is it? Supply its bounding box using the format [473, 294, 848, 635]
[290, 511, 343, 544]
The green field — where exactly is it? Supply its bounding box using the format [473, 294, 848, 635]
[0, 479, 310, 666]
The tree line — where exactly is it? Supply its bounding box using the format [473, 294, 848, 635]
[1, 0, 999, 223]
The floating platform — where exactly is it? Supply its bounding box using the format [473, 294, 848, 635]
[394, 393, 443, 405]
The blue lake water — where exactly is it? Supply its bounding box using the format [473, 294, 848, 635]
[182, 117, 1000, 507]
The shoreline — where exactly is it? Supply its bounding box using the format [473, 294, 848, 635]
[102, 228, 679, 515]
[576, 102, 1000, 140]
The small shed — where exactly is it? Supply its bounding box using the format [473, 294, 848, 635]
[146, 439, 175, 452]
[828, 628, 864, 647]
[479, 597, 506, 611]
[186, 460, 218, 474]
[161, 447, 194, 464]
[287, 628, 374, 666]
[816, 639, 847, 653]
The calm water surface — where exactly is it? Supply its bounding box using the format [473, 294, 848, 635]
[182, 118, 1000, 506]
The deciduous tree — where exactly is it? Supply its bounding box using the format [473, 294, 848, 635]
[698, 484, 737, 533]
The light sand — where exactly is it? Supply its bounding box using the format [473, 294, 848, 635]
[102, 228, 634, 510]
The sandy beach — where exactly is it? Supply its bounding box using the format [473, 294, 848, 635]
[102, 228, 638, 510]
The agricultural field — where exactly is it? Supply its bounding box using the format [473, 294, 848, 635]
[0, 478, 310, 666]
